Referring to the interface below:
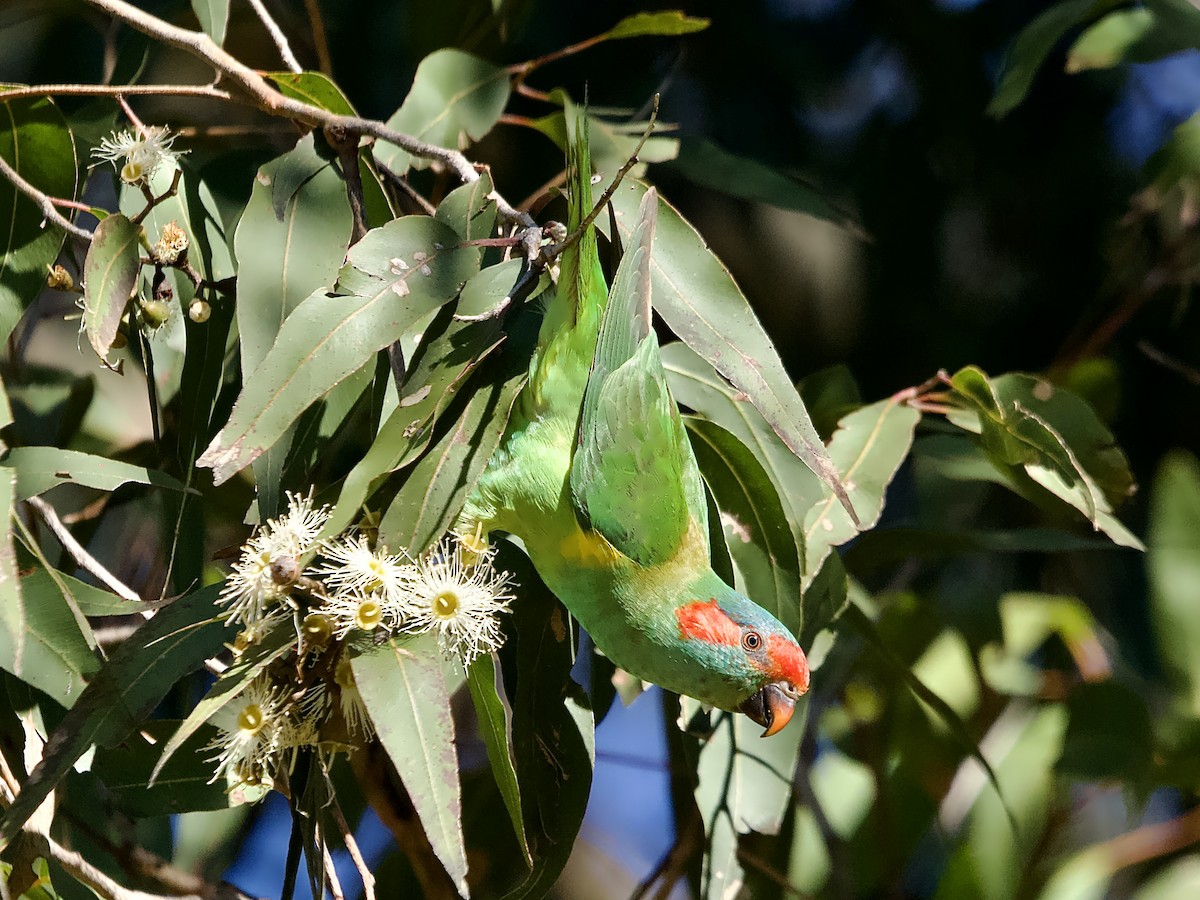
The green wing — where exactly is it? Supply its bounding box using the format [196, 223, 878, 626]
[570, 189, 708, 566]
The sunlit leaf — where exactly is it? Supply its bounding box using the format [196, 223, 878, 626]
[201, 216, 476, 486]
[266, 71, 357, 115]
[2, 446, 189, 499]
[467, 653, 530, 864]
[353, 634, 469, 897]
[190, 0, 229, 44]
[1066, 8, 1156, 72]
[603, 10, 710, 39]
[82, 212, 139, 363]
[376, 49, 510, 175]
[608, 181, 854, 521]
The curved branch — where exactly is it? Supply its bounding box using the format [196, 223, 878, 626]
[0, 152, 93, 241]
[245, 0, 302, 73]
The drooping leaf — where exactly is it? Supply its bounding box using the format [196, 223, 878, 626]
[1148, 452, 1200, 717]
[190, 0, 230, 44]
[664, 341, 821, 552]
[667, 137, 853, 227]
[0, 94, 77, 342]
[21, 567, 150, 617]
[0, 584, 231, 849]
[466, 653, 529, 865]
[435, 171, 499, 247]
[376, 49, 510, 175]
[802, 394, 920, 584]
[608, 180, 854, 521]
[947, 367, 1141, 549]
[324, 259, 516, 536]
[150, 626, 293, 783]
[82, 213, 140, 363]
[497, 545, 594, 899]
[352, 634, 469, 897]
[201, 216, 476, 485]
[94, 720, 232, 816]
[685, 416, 802, 635]
[0, 563, 99, 707]
[379, 341, 528, 556]
[2, 446, 189, 499]
[987, 0, 1107, 117]
[232, 135, 352, 515]
[604, 10, 710, 39]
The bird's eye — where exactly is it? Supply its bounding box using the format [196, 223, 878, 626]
[742, 630, 763, 651]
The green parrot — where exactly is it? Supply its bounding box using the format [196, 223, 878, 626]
[458, 119, 809, 735]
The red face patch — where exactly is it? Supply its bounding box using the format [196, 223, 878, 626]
[766, 634, 810, 692]
[676, 599, 741, 647]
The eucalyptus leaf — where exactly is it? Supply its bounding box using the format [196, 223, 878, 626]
[685, 416, 801, 635]
[1066, 8, 1157, 72]
[95, 720, 232, 815]
[604, 10, 710, 39]
[3, 446, 189, 499]
[266, 71, 357, 115]
[0, 584, 231, 849]
[377, 49, 510, 175]
[608, 180, 854, 521]
[201, 216, 476, 485]
[0, 95, 78, 343]
[352, 634, 469, 897]
[190, 0, 229, 45]
[82, 213, 140, 363]
[435, 171, 499, 246]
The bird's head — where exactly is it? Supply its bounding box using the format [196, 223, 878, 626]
[673, 587, 810, 736]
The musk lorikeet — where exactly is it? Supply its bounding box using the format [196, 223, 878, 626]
[458, 117, 810, 735]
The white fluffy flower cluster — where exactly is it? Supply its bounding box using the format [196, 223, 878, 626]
[209, 491, 514, 794]
[92, 125, 184, 185]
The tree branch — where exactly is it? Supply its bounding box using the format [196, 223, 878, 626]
[0, 153, 92, 242]
[244, 0, 302, 73]
[25, 496, 141, 602]
[0, 83, 234, 102]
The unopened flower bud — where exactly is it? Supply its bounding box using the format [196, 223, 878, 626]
[189, 299, 211, 323]
[138, 297, 172, 328]
[111, 328, 128, 350]
[302, 612, 334, 648]
[46, 265, 74, 291]
[270, 556, 301, 586]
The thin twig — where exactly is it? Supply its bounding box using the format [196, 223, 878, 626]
[25, 495, 141, 602]
[303, 0, 333, 76]
[325, 125, 368, 243]
[0, 152, 92, 241]
[245, 0, 302, 73]
[37, 830, 204, 900]
[0, 83, 234, 102]
[325, 772, 377, 900]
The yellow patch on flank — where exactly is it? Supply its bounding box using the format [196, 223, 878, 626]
[558, 528, 621, 567]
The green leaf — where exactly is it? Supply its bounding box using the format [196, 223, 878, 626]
[987, 0, 1108, 117]
[435, 171, 499, 246]
[530, 103, 678, 181]
[466, 654, 530, 865]
[201, 216, 476, 485]
[352, 634, 468, 897]
[497, 546, 594, 900]
[324, 260, 514, 537]
[608, 181, 853, 522]
[685, 417, 801, 635]
[82, 212, 140, 363]
[0, 584, 231, 850]
[802, 394, 920, 584]
[190, 0, 229, 44]
[379, 344, 528, 555]
[1066, 8, 1157, 72]
[150, 626, 293, 783]
[21, 567, 150, 617]
[1, 565, 99, 707]
[667, 137, 853, 227]
[0, 95, 77, 343]
[948, 367, 1141, 549]
[95, 720, 232, 815]
[604, 10, 710, 39]
[1136, 856, 1200, 900]
[266, 71, 357, 116]
[3, 446, 189, 499]
[1149, 452, 1200, 716]
[841, 603, 1008, 805]
[376, 49, 510, 176]
[663, 341, 820, 556]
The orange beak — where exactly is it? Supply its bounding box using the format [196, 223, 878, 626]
[738, 681, 798, 737]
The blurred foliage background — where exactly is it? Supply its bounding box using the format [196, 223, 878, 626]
[2, 0, 1200, 898]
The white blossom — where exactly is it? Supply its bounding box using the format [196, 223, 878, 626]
[92, 125, 183, 185]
